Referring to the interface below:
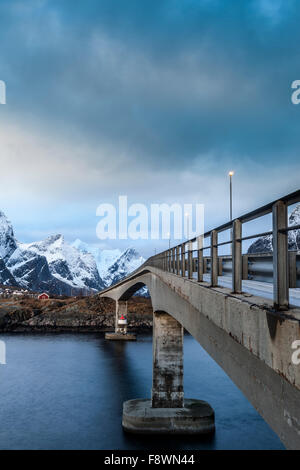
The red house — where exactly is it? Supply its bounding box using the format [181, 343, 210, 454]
[38, 293, 50, 300]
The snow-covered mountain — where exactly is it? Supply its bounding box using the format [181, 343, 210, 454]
[0, 211, 104, 294]
[21, 235, 105, 292]
[0, 257, 18, 287]
[248, 204, 300, 253]
[103, 248, 145, 287]
[0, 210, 146, 296]
[72, 240, 145, 288]
[0, 211, 17, 261]
[72, 239, 122, 279]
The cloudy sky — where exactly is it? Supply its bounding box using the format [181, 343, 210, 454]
[0, 0, 299, 256]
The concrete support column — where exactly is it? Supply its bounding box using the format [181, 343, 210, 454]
[232, 219, 242, 293]
[152, 311, 184, 408]
[272, 201, 289, 310]
[210, 230, 218, 287]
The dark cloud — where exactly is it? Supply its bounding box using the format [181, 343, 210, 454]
[0, 0, 299, 168]
[0, 0, 299, 251]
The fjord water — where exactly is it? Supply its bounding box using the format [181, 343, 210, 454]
[0, 333, 283, 450]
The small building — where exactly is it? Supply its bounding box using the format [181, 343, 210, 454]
[38, 293, 50, 300]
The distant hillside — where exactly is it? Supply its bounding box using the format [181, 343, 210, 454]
[0, 296, 153, 331]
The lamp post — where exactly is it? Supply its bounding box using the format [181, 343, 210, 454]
[229, 171, 234, 221]
[229, 171, 234, 256]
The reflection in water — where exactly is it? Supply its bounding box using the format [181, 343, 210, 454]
[0, 333, 284, 450]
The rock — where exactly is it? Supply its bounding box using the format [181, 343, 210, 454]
[0, 296, 153, 332]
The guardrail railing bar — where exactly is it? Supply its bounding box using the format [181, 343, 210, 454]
[279, 224, 300, 233]
[148, 190, 300, 310]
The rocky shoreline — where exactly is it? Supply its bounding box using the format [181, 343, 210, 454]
[0, 296, 153, 333]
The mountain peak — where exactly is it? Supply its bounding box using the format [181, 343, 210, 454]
[122, 247, 140, 257]
[0, 210, 17, 260]
[46, 234, 64, 244]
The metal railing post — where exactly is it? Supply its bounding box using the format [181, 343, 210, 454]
[172, 247, 176, 273]
[232, 219, 242, 293]
[289, 252, 297, 288]
[188, 241, 193, 279]
[210, 230, 218, 287]
[197, 235, 203, 282]
[218, 257, 223, 276]
[273, 201, 289, 310]
[242, 254, 248, 280]
[203, 257, 208, 274]
[176, 246, 180, 275]
[181, 243, 186, 277]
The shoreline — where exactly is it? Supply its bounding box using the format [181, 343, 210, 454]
[0, 295, 153, 333]
[0, 325, 153, 334]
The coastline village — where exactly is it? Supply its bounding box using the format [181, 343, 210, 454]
[0, 285, 50, 300]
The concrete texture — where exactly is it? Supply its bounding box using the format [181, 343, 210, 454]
[152, 311, 183, 408]
[122, 399, 215, 435]
[105, 332, 137, 341]
[101, 265, 300, 449]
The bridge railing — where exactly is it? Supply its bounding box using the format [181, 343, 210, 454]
[147, 189, 300, 311]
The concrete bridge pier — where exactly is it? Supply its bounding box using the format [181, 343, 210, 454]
[122, 311, 215, 434]
[105, 300, 136, 341]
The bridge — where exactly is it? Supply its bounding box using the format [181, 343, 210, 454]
[100, 190, 300, 450]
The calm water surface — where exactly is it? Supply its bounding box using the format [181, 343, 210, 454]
[0, 333, 284, 450]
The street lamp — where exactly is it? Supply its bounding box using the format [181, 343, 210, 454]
[228, 171, 234, 221]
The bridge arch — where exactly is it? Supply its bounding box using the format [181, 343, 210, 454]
[101, 271, 154, 302]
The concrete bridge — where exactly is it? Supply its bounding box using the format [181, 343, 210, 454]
[100, 190, 300, 450]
